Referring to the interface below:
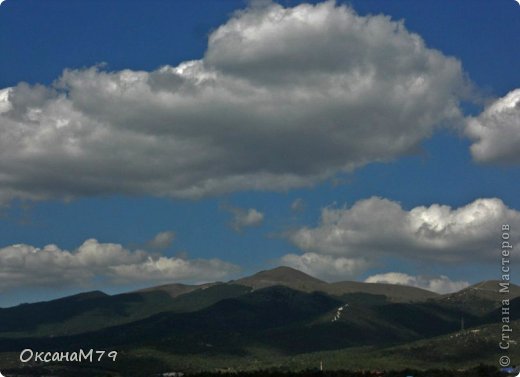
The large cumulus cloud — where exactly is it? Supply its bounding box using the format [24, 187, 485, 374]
[283, 197, 520, 280]
[466, 89, 520, 164]
[0, 1, 467, 203]
[0, 238, 239, 291]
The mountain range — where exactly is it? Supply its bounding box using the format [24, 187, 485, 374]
[0, 266, 517, 376]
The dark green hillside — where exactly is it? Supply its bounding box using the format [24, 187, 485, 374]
[326, 280, 439, 302]
[0, 286, 343, 352]
[158, 283, 252, 313]
[0, 267, 516, 375]
[0, 266, 441, 340]
[137, 282, 216, 298]
[434, 280, 520, 315]
[480, 296, 520, 323]
[336, 292, 389, 306]
[380, 319, 520, 367]
[121, 285, 342, 347]
[253, 294, 492, 355]
[0, 290, 175, 337]
[370, 302, 479, 337]
[0, 284, 251, 339]
[0, 284, 498, 357]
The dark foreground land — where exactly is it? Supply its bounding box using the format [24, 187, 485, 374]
[1, 364, 509, 377]
[190, 365, 507, 377]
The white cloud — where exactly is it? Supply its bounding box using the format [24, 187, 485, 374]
[365, 272, 469, 294]
[146, 231, 175, 250]
[466, 89, 520, 164]
[0, 239, 239, 291]
[281, 252, 369, 281]
[289, 197, 520, 264]
[0, 88, 11, 113]
[282, 197, 520, 282]
[0, 1, 467, 204]
[291, 198, 305, 213]
[111, 257, 237, 283]
[222, 204, 264, 231]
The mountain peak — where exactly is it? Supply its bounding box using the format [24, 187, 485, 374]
[257, 265, 322, 279]
[467, 280, 506, 291]
[446, 280, 520, 297]
[55, 290, 109, 302]
[234, 266, 326, 292]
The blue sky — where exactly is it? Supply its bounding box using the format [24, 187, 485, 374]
[0, 0, 519, 307]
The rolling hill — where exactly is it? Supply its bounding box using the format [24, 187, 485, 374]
[231, 266, 439, 302]
[0, 267, 514, 340]
[0, 266, 517, 376]
[434, 280, 520, 315]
